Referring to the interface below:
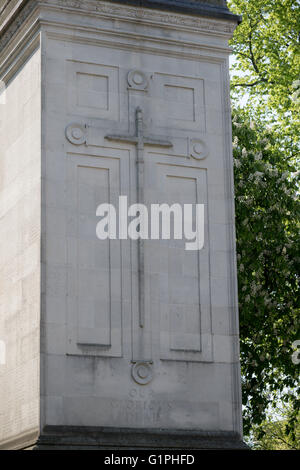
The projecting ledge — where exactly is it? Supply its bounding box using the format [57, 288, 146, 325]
[30, 425, 249, 450]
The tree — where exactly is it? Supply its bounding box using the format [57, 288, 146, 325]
[232, 108, 299, 440]
[228, 0, 300, 442]
[229, 0, 300, 148]
[249, 403, 300, 450]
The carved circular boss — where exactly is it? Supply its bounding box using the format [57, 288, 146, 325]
[190, 139, 209, 160]
[65, 123, 87, 145]
[127, 69, 149, 91]
[132, 361, 153, 385]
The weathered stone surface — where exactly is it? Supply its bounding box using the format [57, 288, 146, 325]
[0, 0, 244, 450]
[0, 46, 41, 450]
[33, 425, 249, 450]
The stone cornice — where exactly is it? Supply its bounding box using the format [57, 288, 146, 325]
[0, 0, 240, 25]
[50, 0, 240, 22]
[0, 1, 32, 35]
[40, 0, 240, 23]
[0, 0, 240, 55]
[0, 0, 38, 52]
[42, 0, 239, 34]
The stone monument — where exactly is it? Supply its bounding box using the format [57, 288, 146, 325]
[0, 0, 247, 449]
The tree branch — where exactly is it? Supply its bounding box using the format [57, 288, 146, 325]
[249, 27, 261, 77]
[232, 80, 267, 88]
[268, 429, 297, 450]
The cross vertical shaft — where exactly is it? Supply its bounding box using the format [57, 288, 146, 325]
[106, 107, 172, 334]
[136, 108, 145, 328]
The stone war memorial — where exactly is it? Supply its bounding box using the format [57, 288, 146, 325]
[0, 0, 248, 450]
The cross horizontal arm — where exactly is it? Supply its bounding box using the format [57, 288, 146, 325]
[105, 134, 138, 144]
[105, 133, 172, 148]
[143, 136, 173, 147]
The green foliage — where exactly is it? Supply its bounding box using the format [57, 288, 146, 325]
[228, 0, 300, 444]
[249, 404, 300, 450]
[228, 0, 300, 142]
[232, 108, 300, 439]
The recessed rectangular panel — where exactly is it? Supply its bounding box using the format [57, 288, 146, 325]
[164, 85, 195, 122]
[157, 164, 212, 362]
[77, 73, 109, 110]
[67, 154, 122, 357]
[166, 176, 201, 353]
[67, 60, 119, 121]
[153, 73, 205, 132]
[76, 166, 111, 347]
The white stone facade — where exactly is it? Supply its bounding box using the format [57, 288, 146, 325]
[0, 0, 243, 449]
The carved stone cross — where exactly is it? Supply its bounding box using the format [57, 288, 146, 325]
[105, 108, 172, 331]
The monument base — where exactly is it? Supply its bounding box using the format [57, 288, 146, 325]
[27, 426, 249, 450]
